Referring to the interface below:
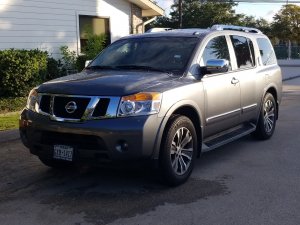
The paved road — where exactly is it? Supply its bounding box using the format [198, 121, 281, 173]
[1, 78, 300, 225]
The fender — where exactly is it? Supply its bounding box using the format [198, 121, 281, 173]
[152, 99, 204, 160]
[255, 83, 280, 124]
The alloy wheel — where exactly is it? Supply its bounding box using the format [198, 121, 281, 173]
[170, 127, 194, 175]
[263, 99, 275, 133]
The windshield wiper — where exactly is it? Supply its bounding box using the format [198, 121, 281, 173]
[115, 65, 172, 74]
[85, 65, 116, 70]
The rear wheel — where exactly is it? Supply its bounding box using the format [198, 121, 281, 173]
[254, 93, 277, 140]
[159, 115, 197, 186]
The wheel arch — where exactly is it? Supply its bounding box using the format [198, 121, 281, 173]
[152, 100, 204, 160]
[264, 86, 279, 120]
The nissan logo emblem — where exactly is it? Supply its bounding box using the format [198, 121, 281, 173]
[65, 101, 77, 114]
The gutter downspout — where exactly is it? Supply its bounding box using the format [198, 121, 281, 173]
[137, 16, 157, 33]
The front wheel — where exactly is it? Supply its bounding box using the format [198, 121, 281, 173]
[159, 115, 197, 186]
[254, 93, 277, 140]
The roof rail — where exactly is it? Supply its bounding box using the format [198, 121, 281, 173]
[211, 24, 262, 34]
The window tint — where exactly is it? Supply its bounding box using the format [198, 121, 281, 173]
[231, 36, 255, 69]
[257, 38, 276, 66]
[201, 36, 231, 70]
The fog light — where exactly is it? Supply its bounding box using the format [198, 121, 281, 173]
[116, 141, 129, 152]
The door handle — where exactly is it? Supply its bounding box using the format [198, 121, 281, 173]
[231, 77, 239, 84]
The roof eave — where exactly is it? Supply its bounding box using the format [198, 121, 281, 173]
[127, 0, 164, 16]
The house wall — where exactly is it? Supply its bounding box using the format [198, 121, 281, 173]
[0, 0, 131, 58]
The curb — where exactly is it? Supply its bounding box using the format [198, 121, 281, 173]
[282, 74, 300, 81]
[0, 129, 20, 143]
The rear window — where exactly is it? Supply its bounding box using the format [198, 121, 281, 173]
[257, 38, 277, 66]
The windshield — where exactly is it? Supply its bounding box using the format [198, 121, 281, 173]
[88, 37, 199, 75]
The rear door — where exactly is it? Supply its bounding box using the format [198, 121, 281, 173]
[228, 35, 259, 124]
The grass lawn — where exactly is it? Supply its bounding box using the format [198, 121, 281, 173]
[0, 112, 20, 131]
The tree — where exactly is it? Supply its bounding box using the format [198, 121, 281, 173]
[151, 0, 244, 29]
[240, 16, 271, 37]
[272, 4, 300, 43]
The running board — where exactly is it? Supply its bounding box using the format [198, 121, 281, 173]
[202, 123, 256, 152]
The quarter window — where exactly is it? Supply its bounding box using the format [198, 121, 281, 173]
[257, 38, 276, 66]
[231, 36, 255, 69]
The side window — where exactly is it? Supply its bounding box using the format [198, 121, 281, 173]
[230, 35, 255, 69]
[200, 36, 231, 71]
[257, 38, 276, 66]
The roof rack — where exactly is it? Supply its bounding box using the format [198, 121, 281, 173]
[211, 24, 262, 34]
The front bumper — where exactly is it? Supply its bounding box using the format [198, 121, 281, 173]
[19, 109, 163, 164]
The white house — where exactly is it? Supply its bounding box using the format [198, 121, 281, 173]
[0, 0, 164, 58]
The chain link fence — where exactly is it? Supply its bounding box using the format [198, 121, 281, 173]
[274, 46, 300, 60]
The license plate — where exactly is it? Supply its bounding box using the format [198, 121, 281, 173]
[53, 145, 74, 161]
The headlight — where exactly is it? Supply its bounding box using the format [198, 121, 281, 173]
[118, 92, 162, 117]
[26, 88, 39, 112]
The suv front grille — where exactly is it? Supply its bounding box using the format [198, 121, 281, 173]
[53, 96, 90, 119]
[37, 94, 120, 122]
[40, 95, 51, 113]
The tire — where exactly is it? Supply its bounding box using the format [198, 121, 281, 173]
[159, 115, 197, 186]
[39, 157, 74, 169]
[254, 93, 277, 140]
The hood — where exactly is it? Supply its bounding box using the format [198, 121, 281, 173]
[37, 70, 180, 96]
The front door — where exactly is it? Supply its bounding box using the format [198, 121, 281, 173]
[199, 35, 241, 137]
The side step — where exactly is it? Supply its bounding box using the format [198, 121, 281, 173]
[202, 123, 256, 152]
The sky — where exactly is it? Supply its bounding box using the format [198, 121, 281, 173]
[155, 0, 300, 22]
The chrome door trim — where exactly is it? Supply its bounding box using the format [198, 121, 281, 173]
[242, 103, 257, 113]
[206, 108, 241, 124]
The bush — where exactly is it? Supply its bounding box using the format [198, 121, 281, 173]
[46, 57, 63, 80]
[59, 46, 77, 75]
[0, 49, 48, 97]
[76, 55, 88, 72]
[0, 97, 27, 113]
[82, 33, 107, 60]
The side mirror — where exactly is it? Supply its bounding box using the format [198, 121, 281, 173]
[85, 60, 92, 68]
[204, 59, 229, 74]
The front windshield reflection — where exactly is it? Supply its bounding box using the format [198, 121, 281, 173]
[89, 37, 199, 75]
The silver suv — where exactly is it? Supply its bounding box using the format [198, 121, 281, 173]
[20, 25, 282, 186]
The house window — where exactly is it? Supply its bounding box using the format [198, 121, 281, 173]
[79, 15, 110, 50]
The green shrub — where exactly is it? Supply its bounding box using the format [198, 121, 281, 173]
[82, 33, 107, 60]
[0, 49, 48, 97]
[0, 97, 27, 113]
[59, 46, 77, 75]
[76, 55, 88, 72]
